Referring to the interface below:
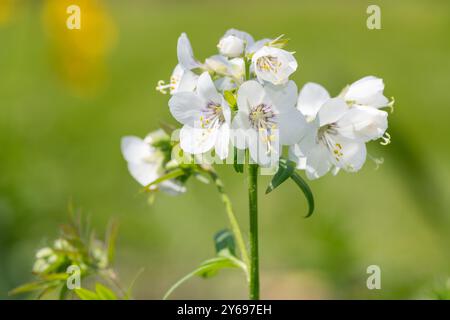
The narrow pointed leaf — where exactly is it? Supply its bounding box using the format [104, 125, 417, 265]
[95, 283, 118, 300]
[163, 256, 243, 300]
[265, 158, 295, 194]
[290, 171, 315, 218]
[142, 168, 185, 192]
[9, 281, 51, 296]
[74, 288, 99, 300]
[214, 229, 236, 256]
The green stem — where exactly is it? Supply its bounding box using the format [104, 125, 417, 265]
[243, 55, 259, 300]
[205, 168, 250, 274]
[247, 162, 259, 300]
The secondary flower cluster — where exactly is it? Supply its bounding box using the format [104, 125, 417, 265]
[122, 29, 393, 193]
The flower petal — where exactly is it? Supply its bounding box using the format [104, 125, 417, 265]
[248, 130, 280, 166]
[331, 137, 367, 172]
[246, 38, 271, 54]
[215, 76, 237, 92]
[205, 54, 231, 75]
[215, 124, 230, 159]
[196, 72, 221, 104]
[237, 80, 265, 112]
[175, 69, 198, 93]
[127, 162, 160, 187]
[297, 82, 330, 120]
[231, 111, 251, 149]
[179, 125, 217, 154]
[336, 106, 388, 142]
[345, 76, 388, 107]
[169, 92, 204, 125]
[177, 33, 201, 70]
[277, 108, 307, 145]
[291, 128, 331, 179]
[224, 28, 255, 48]
[121, 136, 152, 164]
[318, 97, 349, 126]
[264, 80, 298, 112]
[252, 47, 297, 85]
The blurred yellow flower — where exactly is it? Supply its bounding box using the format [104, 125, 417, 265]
[0, 0, 14, 25]
[42, 0, 117, 96]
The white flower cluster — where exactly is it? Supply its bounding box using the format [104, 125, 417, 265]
[121, 129, 186, 194]
[125, 28, 392, 191]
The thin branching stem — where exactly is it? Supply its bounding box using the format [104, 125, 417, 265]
[205, 168, 250, 275]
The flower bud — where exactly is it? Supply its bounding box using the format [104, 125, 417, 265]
[217, 35, 245, 58]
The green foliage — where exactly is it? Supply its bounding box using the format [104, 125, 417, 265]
[233, 147, 244, 173]
[74, 283, 118, 300]
[163, 229, 246, 299]
[9, 211, 126, 300]
[143, 168, 186, 192]
[214, 229, 236, 256]
[223, 90, 237, 111]
[265, 158, 296, 194]
[266, 158, 315, 217]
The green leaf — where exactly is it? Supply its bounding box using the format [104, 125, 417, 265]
[214, 229, 236, 256]
[265, 158, 315, 218]
[142, 168, 185, 192]
[196, 257, 238, 278]
[95, 283, 118, 300]
[265, 158, 295, 194]
[59, 283, 69, 300]
[290, 171, 315, 218]
[223, 91, 237, 111]
[39, 273, 69, 281]
[163, 256, 241, 300]
[74, 287, 99, 300]
[268, 34, 290, 49]
[233, 147, 244, 173]
[9, 281, 52, 296]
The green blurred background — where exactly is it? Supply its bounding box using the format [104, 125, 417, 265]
[1, 0, 449, 299]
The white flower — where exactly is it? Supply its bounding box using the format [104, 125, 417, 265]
[177, 32, 202, 70]
[121, 130, 186, 194]
[290, 82, 389, 179]
[232, 80, 306, 165]
[340, 76, 392, 143]
[219, 29, 272, 56]
[156, 33, 201, 95]
[341, 76, 390, 109]
[247, 38, 271, 54]
[220, 29, 255, 54]
[33, 247, 58, 274]
[156, 64, 198, 95]
[252, 46, 298, 85]
[218, 35, 245, 58]
[169, 72, 232, 159]
[205, 55, 245, 80]
[205, 55, 245, 91]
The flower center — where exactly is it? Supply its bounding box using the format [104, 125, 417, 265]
[249, 103, 278, 154]
[200, 101, 225, 130]
[256, 55, 281, 73]
[317, 124, 344, 161]
[249, 103, 276, 130]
